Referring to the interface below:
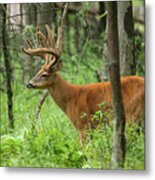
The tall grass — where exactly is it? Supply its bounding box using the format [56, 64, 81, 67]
[1, 82, 144, 169]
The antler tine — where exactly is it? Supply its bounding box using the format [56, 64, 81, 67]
[23, 39, 44, 57]
[36, 26, 48, 48]
[55, 2, 68, 56]
[23, 25, 60, 62]
[56, 26, 62, 56]
[27, 39, 34, 48]
[23, 48, 59, 59]
[45, 24, 56, 49]
[36, 26, 41, 48]
[35, 26, 50, 62]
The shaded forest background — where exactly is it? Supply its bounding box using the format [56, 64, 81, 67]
[0, 1, 144, 169]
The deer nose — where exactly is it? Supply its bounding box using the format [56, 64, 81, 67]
[27, 82, 34, 89]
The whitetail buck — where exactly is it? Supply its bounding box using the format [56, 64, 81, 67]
[23, 25, 144, 144]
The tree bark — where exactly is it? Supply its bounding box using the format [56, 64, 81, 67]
[2, 4, 14, 129]
[106, 2, 126, 169]
[37, 3, 52, 27]
[102, 24, 108, 82]
[118, 1, 135, 76]
[23, 4, 37, 26]
[98, 3, 108, 82]
[99, 2, 106, 32]
[75, 13, 80, 53]
[0, 5, 3, 55]
[20, 4, 23, 32]
[66, 12, 71, 56]
[22, 4, 38, 83]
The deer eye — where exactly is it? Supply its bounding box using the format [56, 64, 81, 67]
[41, 73, 48, 78]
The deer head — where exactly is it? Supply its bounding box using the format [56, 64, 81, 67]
[23, 25, 63, 89]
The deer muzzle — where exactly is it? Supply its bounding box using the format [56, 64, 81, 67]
[27, 82, 35, 89]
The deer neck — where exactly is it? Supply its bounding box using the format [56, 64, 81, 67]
[48, 73, 73, 113]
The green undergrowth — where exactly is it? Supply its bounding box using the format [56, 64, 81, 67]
[1, 83, 144, 169]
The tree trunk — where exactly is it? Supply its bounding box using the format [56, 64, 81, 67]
[23, 4, 37, 26]
[75, 13, 80, 53]
[106, 2, 126, 169]
[37, 3, 52, 27]
[98, 3, 108, 82]
[2, 4, 14, 129]
[99, 2, 106, 32]
[118, 1, 135, 76]
[66, 12, 71, 56]
[0, 5, 3, 54]
[98, 27, 108, 82]
[20, 4, 23, 32]
[102, 24, 108, 82]
[22, 4, 38, 84]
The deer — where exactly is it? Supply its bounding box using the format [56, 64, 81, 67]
[23, 25, 144, 144]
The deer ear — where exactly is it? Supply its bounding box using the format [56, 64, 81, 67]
[57, 60, 63, 70]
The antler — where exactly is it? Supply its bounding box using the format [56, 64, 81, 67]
[23, 25, 62, 64]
